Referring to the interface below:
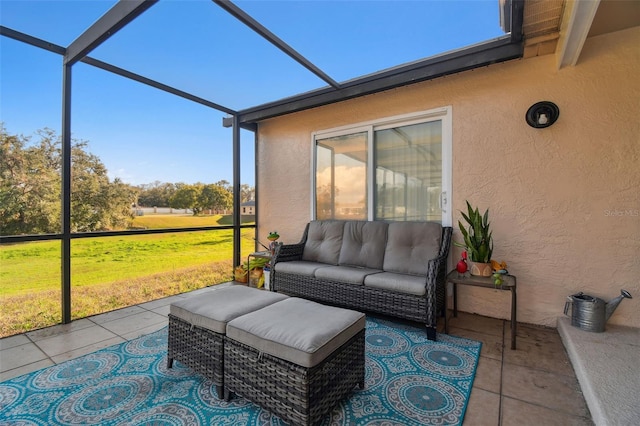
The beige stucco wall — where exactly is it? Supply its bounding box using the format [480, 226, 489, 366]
[256, 26, 640, 329]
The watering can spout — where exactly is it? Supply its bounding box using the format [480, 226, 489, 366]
[605, 289, 632, 322]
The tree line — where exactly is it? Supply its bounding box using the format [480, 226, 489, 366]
[137, 180, 254, 215]
[0, 125, 254, 235]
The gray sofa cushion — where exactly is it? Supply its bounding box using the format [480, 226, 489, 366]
[383, 222, 443, 276]
[364, 271, 427, 296]
[169, 285, 288, 334]
[302, 220, 345, 265]
[314, 265, 382, 285]
[273, 260, 330, 277]
[338, 221, 388, 269]
[226, 298, 365, 368]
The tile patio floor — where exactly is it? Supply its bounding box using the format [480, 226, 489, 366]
[1, 285, 592, 425]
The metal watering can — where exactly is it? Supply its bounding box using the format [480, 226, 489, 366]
[564, 289, 633, 332]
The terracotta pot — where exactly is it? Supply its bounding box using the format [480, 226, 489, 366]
[469, 261, 492, 277]
[234, 266, 248, 283]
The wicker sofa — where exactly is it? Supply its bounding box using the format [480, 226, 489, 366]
[271, 220, 452, 340]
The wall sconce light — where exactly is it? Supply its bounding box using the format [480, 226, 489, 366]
[526, 101, 559, 128]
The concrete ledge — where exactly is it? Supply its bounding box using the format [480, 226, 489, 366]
[557, 316, 640, 426]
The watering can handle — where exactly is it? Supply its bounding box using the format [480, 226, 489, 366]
[563, 296, 573, 316]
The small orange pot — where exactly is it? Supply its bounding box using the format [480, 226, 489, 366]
[234, 266, 248, 283]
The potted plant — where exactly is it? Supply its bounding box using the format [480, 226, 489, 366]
[235, 256, 271, 286]
[234, 265, 248, 283]
[456, 201, 493, 276]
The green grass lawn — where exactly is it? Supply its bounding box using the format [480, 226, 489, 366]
[1, 228, 255, 296]
[131, 213, 255, 229]
[132, 214, 224, 229]
[0, 215, 258, 336]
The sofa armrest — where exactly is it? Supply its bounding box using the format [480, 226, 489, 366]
[438, 226, 453, 258]
[272, 222, 310, 264]
[426, 226, 452, 285]
[425, 226, 453, 330]
[270, 241, 305, 293]
[426, 250, 448, 288]
[272, 241, 305, 264]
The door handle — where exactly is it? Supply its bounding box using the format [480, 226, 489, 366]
[440, 191, 447, 213]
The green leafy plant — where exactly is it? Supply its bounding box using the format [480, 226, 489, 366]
[455, 201, 493, 263]
[242, 256, 270, 272]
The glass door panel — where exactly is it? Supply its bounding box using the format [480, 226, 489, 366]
[315, 132, 368, 220]
[374, 120, 442, 222]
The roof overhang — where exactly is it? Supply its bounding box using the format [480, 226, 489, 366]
[234, 35, 523, 126]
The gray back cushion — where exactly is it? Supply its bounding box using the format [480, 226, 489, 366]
[383, 222, 443, 276]
[338, 221, 388, 269]
[302, 221, 345, 265]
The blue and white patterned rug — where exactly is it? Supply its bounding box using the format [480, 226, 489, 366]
[0, 317, 481, 425]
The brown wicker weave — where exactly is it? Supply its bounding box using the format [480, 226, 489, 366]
[271, 224, 452, 341]
[224, 329, 365, 426]
[167, 314, 224, 398]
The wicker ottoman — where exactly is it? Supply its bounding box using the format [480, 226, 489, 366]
[224, 297, 366, 426]
[167, 285, 288, 398]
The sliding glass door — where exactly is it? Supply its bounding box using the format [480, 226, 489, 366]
[313, 107, 451, 225]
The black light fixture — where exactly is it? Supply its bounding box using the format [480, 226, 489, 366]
[526, 101, 559, 128]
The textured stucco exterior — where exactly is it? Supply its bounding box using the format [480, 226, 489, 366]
[256, 27, 640, 329]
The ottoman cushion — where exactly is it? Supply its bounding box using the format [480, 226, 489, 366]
[170, 286, 288, 334]
[226, 298, 365, 368]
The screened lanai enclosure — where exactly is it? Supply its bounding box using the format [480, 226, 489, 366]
[0, 0, 525, 336]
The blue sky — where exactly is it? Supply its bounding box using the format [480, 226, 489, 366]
[1, 0, 505, 186]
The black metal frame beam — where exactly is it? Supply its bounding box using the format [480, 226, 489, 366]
[61, 63, 72, 323]
[82, 57, 237, 114]
[222, 116, 256, 131]
[509, 0, 525, 43]
[0, 26, 236, 115]
[0, 224, 256, 245]
[231, 115, 242, 270]
[0, 26, 66, 54]
[64, 0, 158, 65]
[212, 0, 341, 89]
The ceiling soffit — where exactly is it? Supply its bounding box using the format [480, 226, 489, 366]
[523, 0, 565, 39]
[522, 0, 640, 62]
[589, 0, 640, 37]
[522, 0, 565, 58]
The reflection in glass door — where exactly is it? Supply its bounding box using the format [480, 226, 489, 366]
[315, 132, 368, 220]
